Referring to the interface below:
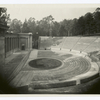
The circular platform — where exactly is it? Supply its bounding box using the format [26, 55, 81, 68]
[29, 58, 62, 70]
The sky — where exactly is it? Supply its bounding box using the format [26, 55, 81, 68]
[1, 4, 100, 23]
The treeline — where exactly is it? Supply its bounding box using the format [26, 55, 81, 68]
[9, 8, 100, 36]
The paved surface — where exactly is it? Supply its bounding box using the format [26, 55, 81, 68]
[29, 49, 38, 59]
[9, 49, 38, 87]
[5, 51, 29, 81]
[5, 51, 28, 64]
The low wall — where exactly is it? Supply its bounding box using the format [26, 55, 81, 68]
[80, 73, 99, 84]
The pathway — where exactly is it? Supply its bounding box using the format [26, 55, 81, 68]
[9, 49, 38, 87]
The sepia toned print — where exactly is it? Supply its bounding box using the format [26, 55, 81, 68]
[0, 4, 100, 94]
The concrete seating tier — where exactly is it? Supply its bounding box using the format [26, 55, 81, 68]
[84, 38, 100, 53]
[73, 37, 97, 51]
[39, 37, 65, 50]
[62, 37, 80, 49]
[30, 57, 90, 83]
[39, 36, 100, 53]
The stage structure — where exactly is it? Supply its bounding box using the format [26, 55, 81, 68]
[5, 32, 32, 58]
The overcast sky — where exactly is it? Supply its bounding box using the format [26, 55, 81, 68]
[1, 4, 100, 22]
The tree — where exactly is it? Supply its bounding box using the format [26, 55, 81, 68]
[27, 17, 36, 34]
[93, 10, 100, 33]
[59, 19, 77, 36]
[38, 19, 49, 36]
[22, 19, 29, 33]
[9, 19, 22, 33]
[70, 18, 78, 36]
[76, 16, 85, 35]
[8, 7, 100, 36]
[84, 13, 95, 35]
[59, 24, 67, 36]
[46, 15, 54, 36]
[36, 15, 54, 36]
[52, 21, 60, 36]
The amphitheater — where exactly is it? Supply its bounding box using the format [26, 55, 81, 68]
[7, 36, 100, 93]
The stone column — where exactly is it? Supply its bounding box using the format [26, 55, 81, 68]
[17, 37, 18, 50]
[12, 38, 13, 51]
[18, 37, 20, 50]
[15, 37, 16, 50]
[5, 37, 7, 58]
[11, 37, 12, 52]
[13, 38, 14, 51]
[8, 37, 10, 52]
[10, 37, 11, 51]
[7, 37, 9, 53]
[14, 37, 15, 52]
[0, 33, 5, 78]
[29, 34, 32, 50]
[26, 38, 28, 50]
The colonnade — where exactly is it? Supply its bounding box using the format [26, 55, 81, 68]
[5, 37, 19, 54]
[5, 33, 32, 58]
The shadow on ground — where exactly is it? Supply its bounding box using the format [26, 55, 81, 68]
[14, 77, 100, 94]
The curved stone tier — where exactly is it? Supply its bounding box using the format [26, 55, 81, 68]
[28, 48, 99, 90]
